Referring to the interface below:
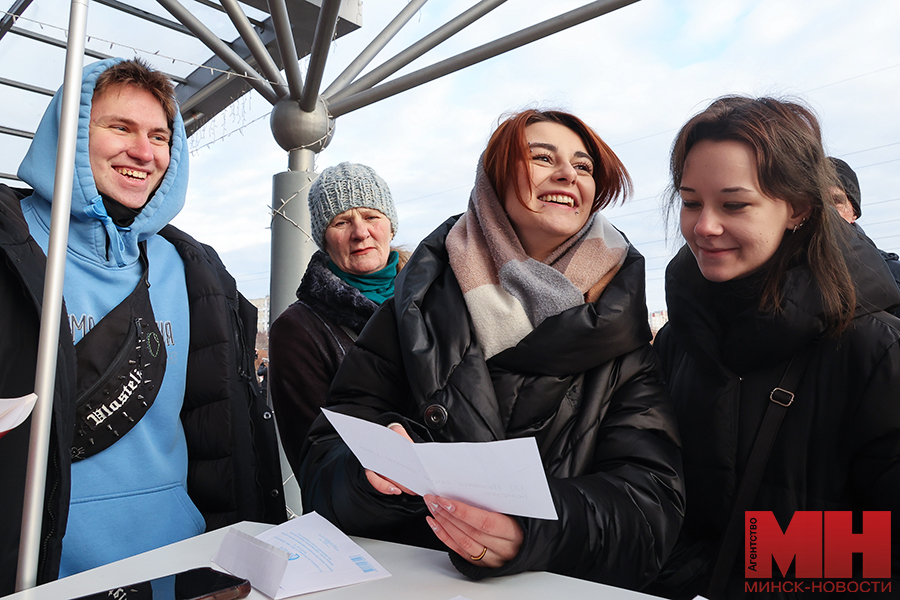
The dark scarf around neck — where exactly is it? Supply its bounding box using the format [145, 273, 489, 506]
[327, 250, 399, 305]
[102, 193, 142, 227]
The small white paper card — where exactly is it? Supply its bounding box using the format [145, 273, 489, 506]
[0, 393, 38, 434]
[323, 409, 558, 520]
[213, 512, 390, 598]
[214, 529, 289, 598]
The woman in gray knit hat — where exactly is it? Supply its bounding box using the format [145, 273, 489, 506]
[268, 162, 406, 479]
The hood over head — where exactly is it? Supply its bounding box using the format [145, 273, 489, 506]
[17, 58, 189, 266]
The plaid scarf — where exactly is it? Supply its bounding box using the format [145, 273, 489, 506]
[446, 161, 628, 359]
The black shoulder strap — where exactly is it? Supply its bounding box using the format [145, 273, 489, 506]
[706, 349, 813, 599]
[71, 242, 167, 460]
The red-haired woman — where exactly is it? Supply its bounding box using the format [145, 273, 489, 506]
[299, 109, 685, 589]
[650, 96, 900, 599]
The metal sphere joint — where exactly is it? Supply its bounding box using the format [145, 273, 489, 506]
[270, 95, 334, 153]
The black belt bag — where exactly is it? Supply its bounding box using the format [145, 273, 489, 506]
[72, 243, 167, 461]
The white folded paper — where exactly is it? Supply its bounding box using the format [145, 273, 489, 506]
[213, 512, 390, 599]
[0, 393, 38, 435]
[323, 409, 558, 520]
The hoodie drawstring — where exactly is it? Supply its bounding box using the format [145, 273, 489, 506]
[84, 198, 129, 267]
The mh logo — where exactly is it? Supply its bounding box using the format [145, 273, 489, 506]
[745, 511, 891, 579]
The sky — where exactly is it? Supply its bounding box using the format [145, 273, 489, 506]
[4, 0, 900, 314]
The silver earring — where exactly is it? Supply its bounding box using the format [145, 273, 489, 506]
[575, 211, 580, 215]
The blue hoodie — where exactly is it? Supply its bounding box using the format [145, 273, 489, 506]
[18, 58, 204, 576]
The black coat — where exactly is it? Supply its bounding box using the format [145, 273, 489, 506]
[269, 250, 377, 478]
[0, 186, 285, 594]
[158, 225, 285, 530]
[0, 185, 75, 593]
[857, 222, 900, 318]
[299, 216, 685, 591]
[652, 233, 900, 599]
[878, 249, 900, 319]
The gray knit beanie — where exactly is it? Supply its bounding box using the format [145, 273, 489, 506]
[308, 162, 398, 250]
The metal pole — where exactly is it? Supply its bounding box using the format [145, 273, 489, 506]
[269, 148, 316, 321]
[157, 0, 280, 105]
[329, 0, 640, 117]
[300, 0, 342, 112]
[266, 0, 303, 100]
[326, 0, 508, 105]
[0, 0, 35, 40]
[219, 0, 289, 98]
[0, 125, 34, 139]
[15, 0, 88, 590]
[323, 0, 428, 99]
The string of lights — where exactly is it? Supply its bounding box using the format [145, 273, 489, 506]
[1, 9, 281, 86]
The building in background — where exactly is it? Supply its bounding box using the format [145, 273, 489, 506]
[251, 296, 270, 364]
[250, 296, 270, 334]
[649, 310, 669, 342]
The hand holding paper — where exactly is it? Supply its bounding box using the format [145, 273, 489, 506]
[323, 409, 557, 520]
[365, 424, 417, 495]
[425, 493, 525, 568]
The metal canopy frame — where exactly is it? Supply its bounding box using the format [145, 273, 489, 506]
[0, 0, 361, 161]
[253, 0, 641, 319]
[2, 0, 639, 295]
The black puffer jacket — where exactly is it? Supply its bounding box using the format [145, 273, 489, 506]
[652, 233, 900, 599]
[269, 250, 377, 478]
[0, 186, 284, 594]
[299, 216, 685, 591]
[878, 249, 900, 319]
[159, 225, 285, 530]
[0, 185, 75, 594]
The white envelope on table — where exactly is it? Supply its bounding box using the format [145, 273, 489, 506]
[214, 512, 390, 598]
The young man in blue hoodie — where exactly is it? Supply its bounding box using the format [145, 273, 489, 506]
[0, 58, 283, 591]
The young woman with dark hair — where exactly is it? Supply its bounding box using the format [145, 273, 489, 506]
[650, 96, 900, 599]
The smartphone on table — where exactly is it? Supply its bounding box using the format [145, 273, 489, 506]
[73, 566, 251, 600]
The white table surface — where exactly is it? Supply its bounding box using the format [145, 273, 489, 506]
[8, 521, 660, 599]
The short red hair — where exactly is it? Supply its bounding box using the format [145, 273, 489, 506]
[483, 109, 632, 213]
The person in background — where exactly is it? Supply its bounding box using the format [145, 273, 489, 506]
[829, 156, 900, 317]
[257, 358, 269, 399]
[298, 110, 684, 591]
[0, 58, 284, 591]
[649, 96, 900, 599]
[268, 162, 406, 479]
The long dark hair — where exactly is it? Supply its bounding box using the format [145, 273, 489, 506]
[667, 96, 855, 333]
